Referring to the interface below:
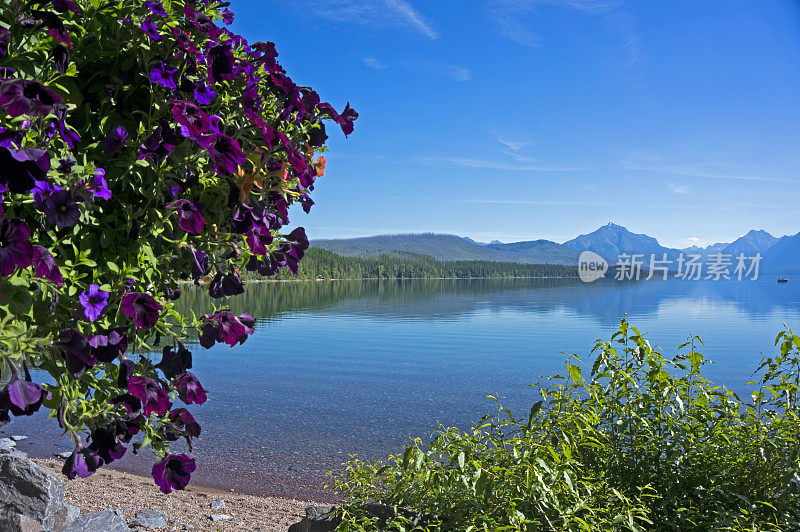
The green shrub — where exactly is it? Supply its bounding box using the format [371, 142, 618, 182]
[333, 320, 800, 531]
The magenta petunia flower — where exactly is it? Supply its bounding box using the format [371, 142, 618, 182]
[141, 18, 162, 41]
[88, 427, 127, 464]
[192, 81, 216, 105]
[62, 447, 103, 479]
[208, 271, 244, 298]
[152, 454, 195, 494]
[110, 393, 141, 415]
[183, 6, 222, 39]
[120, 292, 162, 329]
[207, 43, 235, 84]
[157, 343, 192, 380]
[144, 1, 168, 16]
[174, 371, 207, 405]
[89, 168, 111, 200]
[0, 147, 50, 193]
[78, 284, 108, 322]
[88, 327, 128, 362]
[0, 218, 33, 277]
[208, 134, 246, 176]
[31, 10, 72, 47]
[127, 376, 171, 417]
[165, 199, 206, 234]
[171, 100, 210, 138]
[221, 8, 235, 25]
[186, 246, 209, 279]
[32, 245, 63, 287]
[0, 365, 51, 417]
[168, 408, 201, 438]
[57, 328, 96, 378]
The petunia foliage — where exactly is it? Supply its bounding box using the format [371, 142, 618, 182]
[0, 0, 356, 493]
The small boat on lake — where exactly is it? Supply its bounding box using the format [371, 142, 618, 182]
[778, 278, 789, 283]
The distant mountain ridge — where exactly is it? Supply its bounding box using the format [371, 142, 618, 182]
[312, 225, 800, 273]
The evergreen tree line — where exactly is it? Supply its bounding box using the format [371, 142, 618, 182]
[256, 248, 578, 280]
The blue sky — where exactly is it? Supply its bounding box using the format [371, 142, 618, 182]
[231, 0, 800, 248]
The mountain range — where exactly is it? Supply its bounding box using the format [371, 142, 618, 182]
[313, 225, 800, 274]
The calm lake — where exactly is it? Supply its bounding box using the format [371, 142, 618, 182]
[10, 277, 800, 499]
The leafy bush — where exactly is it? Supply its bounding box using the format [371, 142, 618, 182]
[0, 0, 355, 492]
[334, 320, 800, 531]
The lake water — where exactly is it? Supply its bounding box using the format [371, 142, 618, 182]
[9, 277, 800, 499]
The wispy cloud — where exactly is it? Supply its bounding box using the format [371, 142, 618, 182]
[405, 60, 471, 82]
[668, 183, 689, 194]
[299, 0, 437, 39]
[362, 56, 387, 69]
[620, 156, 790, 183]
[419, 156, 584, 172]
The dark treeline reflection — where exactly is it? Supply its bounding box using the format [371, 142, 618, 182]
[177, 277, 799, 330]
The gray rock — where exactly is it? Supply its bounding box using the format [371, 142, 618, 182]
[129, 509, 168, 529]
[209, 499, 225, 510]
[53, 451, 72, 459]
[209, 514, 231, 522]
[288, 505, 340, 532]
[10, 435, 28, 442]
[0, 512, 44, 532]
[63, 503, 80, 526]
[0, 454, 66, 530]
[7, 450, 28, 459]
[61, 509, 129, 532]
[0, 437, 16, 454]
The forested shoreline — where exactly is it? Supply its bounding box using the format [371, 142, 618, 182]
[258, 248, 579, 280]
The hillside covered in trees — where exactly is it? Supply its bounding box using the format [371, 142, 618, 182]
[264, 248, 578, 280]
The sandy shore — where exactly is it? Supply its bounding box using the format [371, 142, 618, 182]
[34, 459, 317, 531]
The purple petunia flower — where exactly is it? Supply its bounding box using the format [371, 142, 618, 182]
[52, 45, 70, 74]
[0, 147, 50, 193]
[88, 427, 127, 464]
[56, 328, 96, 379]
[89, 328, 128, 362]
[308, 122, 328, 148]
[208, 134, 246, 176]
[319, 101, 358, 137]
[43, 189, 81, 227]
[78, 284, 109, 322]
[120, 292, 162, 329]
[110, 393, 141, 415]
[246, 225, 273, 255]
[192, 81, 216, 105]
[141, 18, 162, 41]
[32, 10, 72, 47]
[207, 43, 235, 85]
[115, 414, 142, 443]
[172, 100, 210, 138]
[152, 454, 195, 494]
[139, 119, 180, 161]
[157, 343, 192, 380]
[199, 310, 255, 348]
[117, 358, 136, 388]
[62, 446, 103, 479]
[186, 246, 209, 279]
[32, 245, 64, 287]
[51, 105, 80, 148]
[183, 6, 222, 39]
[168, 408, 201, 439]
[221, 8, 235, 25]
[208, 271, 244, 298]
[174, 371, 207, 406]
[51, 0, 82, 15]
[149, 61, 179, 88]
[144, 0, 168, 16]
[57, 157, 75, 174]
[0, 365, 51, 417]
[0, 79, 63, 117]
[104, 126, 128, 154]
[0, 218, 33, 277]
[127, 376, 171, 417]
[89, 168, 111, 200]
[165, 199, 206, 234]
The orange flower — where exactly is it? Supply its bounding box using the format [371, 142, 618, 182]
[235, 165, 265, 204]
[315, 156, 326, 177]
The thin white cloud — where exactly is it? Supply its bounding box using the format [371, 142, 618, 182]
[300, 0, 437, 39]
[620, 157, 789, 183]
[419, 156, 584, 172]
[495, 136, 530, 151]
[406, 61, 471, 82]
[363, 56, 387, 69]
[668, 183, 689, 194]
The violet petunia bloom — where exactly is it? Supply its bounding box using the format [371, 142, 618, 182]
[221, 7, 235, 25]
[115, 414, 142, 443]
[141, 18, 162, 41]
[52, 105, 80, 148]
[57, 328, 96, 378]
[110, 393, 141, 415]
[207, 43, 235, 84]
[0, 79, 63, 117]
[144, 0, 168, 16]
[0, 147, 50, 193]
[208, 271, 244, 298]
[117, 358, 136, 388]
[89, 328, 128, 362]
[43, 189, 81, 227]
[0, 366, 51, 417]
[139, 119, 180, 161]
[78, 284, 108, 322]
[127, 376, 171, 417]
[183, 6, 222, 39]
[88, 427, 127, 464]
[192, 81, 216, 105]
[209, 134, 246, 176]
[32, 245, 64, 287]
[62, 447, 103, 479]
[120, 292, 162, 329]
[104, 126, 128, 155]
[157, 343, 192, 380]
[57, 157, 75, 173]
[152, 454, 195, 494]
[0, 218, 33, 277]
[198, 310, 254, 348]
[174, 372, 206, 405]
[245, 225, 273, 255]
[31, 10, 72, 47]
[149, 61, 179, 88]
[52, 45, 69, 74]
[89, 168, 111, 200]
[171, 100, 210, 138]
[186, 246, 209, 279]
[165, 199, 206, 234]
[167, 408, 201, 440]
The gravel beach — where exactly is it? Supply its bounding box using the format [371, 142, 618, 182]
[34, 459, 318, 531]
